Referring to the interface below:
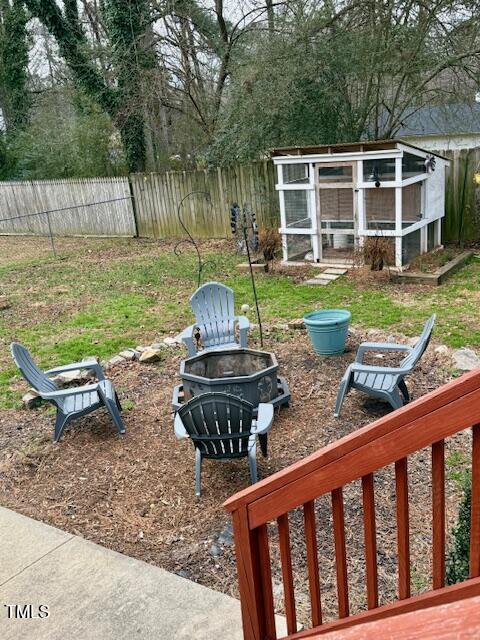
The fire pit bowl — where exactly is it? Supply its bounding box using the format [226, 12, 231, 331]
[180, 348, 279, 406]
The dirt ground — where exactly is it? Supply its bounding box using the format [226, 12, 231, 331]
[0, 327, 468, 626]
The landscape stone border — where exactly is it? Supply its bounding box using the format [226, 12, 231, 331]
[20, 323, 480, 408]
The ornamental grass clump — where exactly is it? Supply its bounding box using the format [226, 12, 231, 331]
[362, 236, 395, 271]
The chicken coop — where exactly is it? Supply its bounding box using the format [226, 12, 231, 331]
[271, 140, 449, 268]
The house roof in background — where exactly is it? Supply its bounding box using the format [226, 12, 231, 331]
[396, 103, 480, 137]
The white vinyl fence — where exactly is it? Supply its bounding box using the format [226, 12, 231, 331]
[0, 177, 136, 237]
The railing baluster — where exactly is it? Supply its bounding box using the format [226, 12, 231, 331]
[277, 513, 297, 634]
[470, 424, 480, 577]
[362, 473, 379, 608]
[432, 439, 446, 589]
[395, 458, 411, 599]
[304, 500, 322, 626]
[256, 524, 277, 639]
[332, 487, 349, 618]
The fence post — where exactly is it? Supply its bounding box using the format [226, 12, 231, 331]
[45, 211, 57, 258]
[128, 175, 139, 237]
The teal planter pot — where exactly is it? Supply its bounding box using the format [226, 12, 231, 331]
[303, 309, 351, 356]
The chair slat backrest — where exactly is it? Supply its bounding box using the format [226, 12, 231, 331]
[10, 343, 58, 393]
[178, 392, 254, 457]
[190, 282, 236, 348]
[400, 314, 436, 371]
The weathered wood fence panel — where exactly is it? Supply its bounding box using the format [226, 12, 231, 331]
[442, 147, 480, 243]
[130, 161, 278, 238]
[0, 177, 136, 236]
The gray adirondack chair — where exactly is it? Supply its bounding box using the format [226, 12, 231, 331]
[10, 343, 125, 443]
[174, 392, 274, 496]
[334, 314, 436, 417]
[178, 282, 250, 357]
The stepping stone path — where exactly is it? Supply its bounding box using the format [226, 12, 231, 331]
[304, 267, 349, 286]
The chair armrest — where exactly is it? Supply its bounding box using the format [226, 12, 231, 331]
[178, 324, 195, 340]
[178, 324, 197, 356]
[237, 315, 250, 331]
[46, 360, 105, 381]
[174, 413, 189, 440]
[352, 362, 411, 376]
[251, 403, 274, 435]
[355, 342, 413, 363]
[40, 382, 99, 400]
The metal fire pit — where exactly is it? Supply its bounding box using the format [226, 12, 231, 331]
[172, 348, 290, 413]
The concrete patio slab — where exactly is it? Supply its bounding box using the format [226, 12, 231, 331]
[0, 506, 286, 640]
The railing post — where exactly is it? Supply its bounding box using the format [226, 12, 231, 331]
[231, 507, 276, 640]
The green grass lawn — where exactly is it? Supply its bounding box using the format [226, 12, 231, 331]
[1, 237, 479, 409]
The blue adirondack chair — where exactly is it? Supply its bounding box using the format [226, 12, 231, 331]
[11, 343, 125, 443]
[334, 315, 436, 416]
[174, 392, 274, 496]
[178, 282, 250, 357]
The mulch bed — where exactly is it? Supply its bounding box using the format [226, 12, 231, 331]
[0, 329, 468, 627]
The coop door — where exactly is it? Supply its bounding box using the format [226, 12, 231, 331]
[316, 163, 356, 262]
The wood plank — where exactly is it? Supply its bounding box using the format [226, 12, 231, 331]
[395, 458, 410, 600]
[287, 576, 480, 639]
[361, 473, 378, 608]
[432, 439, 445, 589]
[225, 371, 480, 516]
[304, 500, 322, 627]
[243, 379, 480, 529]
[309, 595, 480, 639]
[331, 488, 349, 618]
[470, 423, 480, 577]
[277, 513, 297, 634]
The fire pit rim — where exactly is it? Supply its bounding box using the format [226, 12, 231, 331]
[180, 347, 278, 385]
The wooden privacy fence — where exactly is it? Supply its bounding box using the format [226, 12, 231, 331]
[0, 177, 136, 237]
[443, 147, 480, 243]
[130, 161, 278, 238]
[0, 153, 478, 241]
[224, 371, 480, 639]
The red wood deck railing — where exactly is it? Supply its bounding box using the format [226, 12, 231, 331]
[224, 370, 480, 639]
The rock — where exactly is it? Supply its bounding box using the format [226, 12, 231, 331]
[270, 324, 289, 332]
[52, 368, 97, 387]
[217, 522, 234, 546]
[108, 355, 125, 367]
[139, 348, 164, 363]
[164, 337, 180, 347]
[435, 345, 450, 356]
[0, 295, 10, 310]
[23, 390, 41, 409]
[135, 345, 147, 353]
[150, 342, 163, 349]
[452, 347, 480, 371]
[118, 349, 139, 361]
[209, 544, 222, 557]
[288, 318, 305, 330]
[176, 570, 188, 579]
